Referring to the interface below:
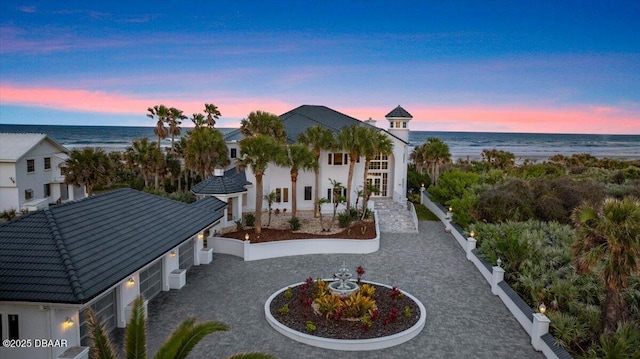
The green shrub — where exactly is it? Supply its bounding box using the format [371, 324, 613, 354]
[288, 216, 301, 230]
[338, 211, 353, 228]
[428, 169, 481, 203]
[244, 213, 255, 227]
[235, 219, 244, 231]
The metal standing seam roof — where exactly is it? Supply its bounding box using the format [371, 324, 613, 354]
[223, 105, 408, 145]
[191, 168, 251, 195]
[0, 188, 223, 304]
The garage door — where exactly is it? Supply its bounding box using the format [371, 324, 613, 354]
[79, 289, 117, 346]
[179, 239, 194, 270]
[140, 260, 163, 300]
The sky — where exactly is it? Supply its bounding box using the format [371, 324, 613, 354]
[1, 1, 639, 134]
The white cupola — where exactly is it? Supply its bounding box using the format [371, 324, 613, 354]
[386, 105, 412, 142]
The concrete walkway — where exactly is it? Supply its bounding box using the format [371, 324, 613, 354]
[372, 198, 418, 233]
[145, 221, 543, 359]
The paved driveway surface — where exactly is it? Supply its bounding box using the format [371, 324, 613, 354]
[145, 221, 544, 359]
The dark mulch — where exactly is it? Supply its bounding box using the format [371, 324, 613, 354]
[223, 220, 376, 243]
[269, 282, 420, 340]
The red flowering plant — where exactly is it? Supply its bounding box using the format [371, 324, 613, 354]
[356, 265, 366, 284]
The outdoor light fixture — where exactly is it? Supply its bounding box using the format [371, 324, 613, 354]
[421, 183, 424, 188]
[470, 231, 475, 238]
[65, 317, 74, 327]
[448, 206, 453, 212]
[539, 303, 547, 314]
[244, 233, 250, 241]
[496, 258, 502, 268]
[170, 251, 176, 258]
[128, 277, 135, 285]
[198, 233, 204, 240]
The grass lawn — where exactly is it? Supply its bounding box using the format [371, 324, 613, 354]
[413, 203, 439, 221]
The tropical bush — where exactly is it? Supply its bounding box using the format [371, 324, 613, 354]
[288, 216, 301, 230]
[244, 213, 255, 227]
[428, 169, 481, 203]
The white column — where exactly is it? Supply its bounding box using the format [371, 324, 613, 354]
[531, 313, 550, 351]
[67, 184, 75, 200]
[491, 266, 505, 295]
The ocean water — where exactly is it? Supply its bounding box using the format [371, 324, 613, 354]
[1, 124, 638, 161]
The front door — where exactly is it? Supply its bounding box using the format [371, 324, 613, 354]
[366, 173, 387, 197]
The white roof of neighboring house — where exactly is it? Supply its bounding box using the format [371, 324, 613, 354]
[0, 133, 69, 162]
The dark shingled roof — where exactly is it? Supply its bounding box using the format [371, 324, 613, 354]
[224, 105, 408, 144]
[385, 105, 413, 119]
[191, 168, 250, 195]
[190, 196, 227, 213]
[0, 188, 223, 304]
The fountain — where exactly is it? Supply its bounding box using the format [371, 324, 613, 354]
[328, 262, 360, 297]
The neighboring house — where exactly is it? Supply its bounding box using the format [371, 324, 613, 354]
[219, 105, 411, 214]
[0, 133, 86, 213]
[0, 189, 225, 359]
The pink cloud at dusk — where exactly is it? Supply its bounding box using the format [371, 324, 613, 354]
[345, 105, 640, 135]
[2, 85, 638, 134]
[0, 85, 294, 124]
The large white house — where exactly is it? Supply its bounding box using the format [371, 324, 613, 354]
[195, 105, 412, 222]
[0, 188, 225, 359]
[0, 133, 86, 213]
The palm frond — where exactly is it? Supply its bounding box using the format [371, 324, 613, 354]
[85, 308, 118, 359]
[125, 296, 147, 359]
[153, 319, 228, 359]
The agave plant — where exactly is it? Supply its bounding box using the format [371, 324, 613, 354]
[86, 296, 275, 359]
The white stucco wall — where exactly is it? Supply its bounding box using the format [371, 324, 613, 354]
[0, 303, 79, 359]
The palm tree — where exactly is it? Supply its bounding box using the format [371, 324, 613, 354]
[327, 178, 344, 231]
[191, 113, 206, 128]
[184, 127, 229, 180]
[124, 138, 163, 188]
[571, 196, 640, 334]
[337, 125, 369, 210]
[240, 110, 286, 141]
[275, 144, 317, 217]
[238, 135, 283, 234]
[148, 105, 170, 150]
[148, 105, 170, 188]
[204, 103, 221, 128]
[412, 137, 451, 185]
[86, 296, 274, 359]
[264, 191, 276, 227]
[361, 128, 393, 217]
[298, 125, 334, 216]
[167, 107, 186, 153]
[65, 147, 111, 196]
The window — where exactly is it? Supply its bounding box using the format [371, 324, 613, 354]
[61, 167, 68, 176]
[25, 189, 33, 200]
[275, 188, 288, 203]
[27, 159, 35, 173]
[395, 121, 400, 128]
[8, 314, 19, 339]
[304, 186, 312, 201]
[328, 153, 347, 165]
[390, 122, 394, 128]
[44, 183, 51, 197]
[327, 187, 346, 203]
[402, 122, 407, 128]
[44, 157, 51, 169]
[230, 148, 237, 159]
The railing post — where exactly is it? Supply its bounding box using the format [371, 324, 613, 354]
[531, 313, 550, 351]
[491, 265, 504, 295]
[466, 237, 477, 260]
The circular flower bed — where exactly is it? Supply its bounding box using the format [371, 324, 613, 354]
[268, 277, 421, 340]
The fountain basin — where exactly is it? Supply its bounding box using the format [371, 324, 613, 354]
[265, 280, 426, 351]
[328, 280, 359, 297]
